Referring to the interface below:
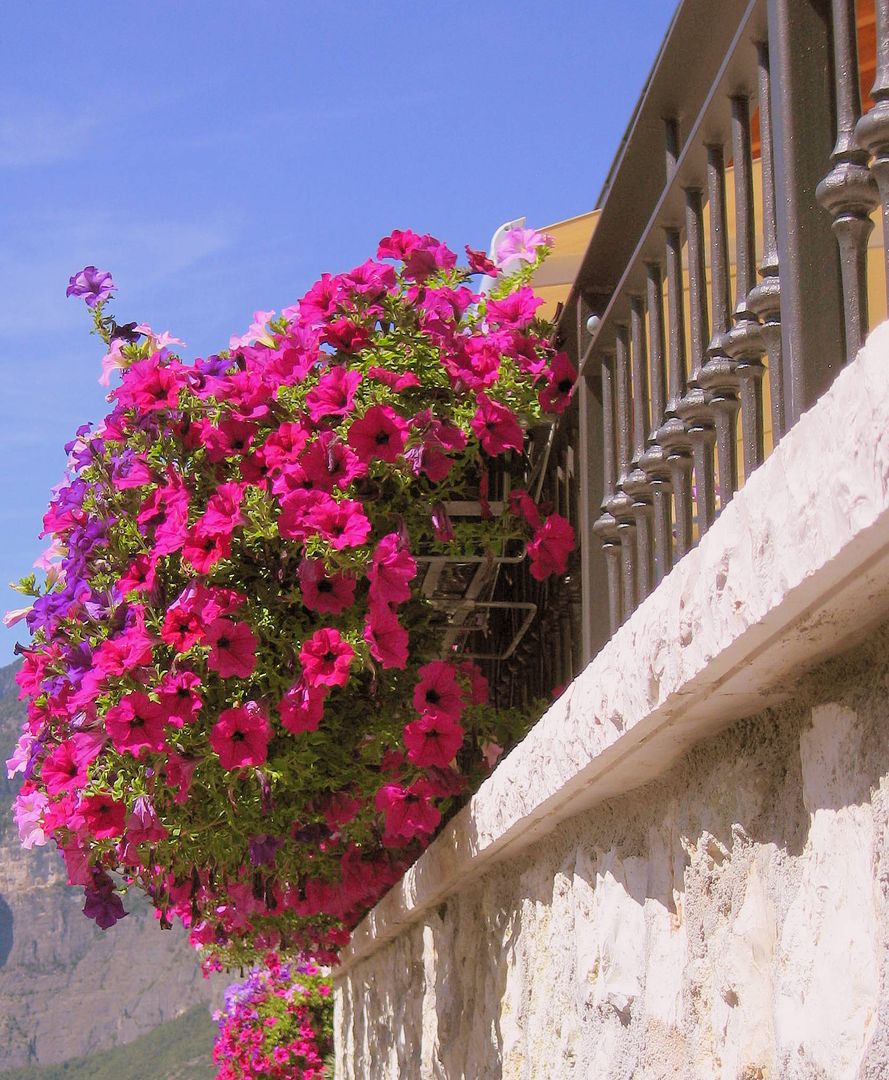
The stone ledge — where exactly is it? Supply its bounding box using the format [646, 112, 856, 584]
[335, 320, 889, 978]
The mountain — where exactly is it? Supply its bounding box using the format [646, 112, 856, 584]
[0, 1005, 217, 1080]
[0, 661, 222, 1072]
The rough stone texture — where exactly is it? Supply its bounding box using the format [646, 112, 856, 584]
[336, 632, 889, 1078]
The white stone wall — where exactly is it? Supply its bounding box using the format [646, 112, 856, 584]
[334, 324, 889, 1078]
[336, 637, 889, 1078]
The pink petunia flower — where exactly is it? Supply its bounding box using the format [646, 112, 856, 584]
[305, 366, 362, 423]
[374, 779, 441, 842]
[126, 795, 168, 844]
[298, 558, 356, 615]
[298, 432, 365, 492]
[403, 714, 464, 768]
[527, 513, 575, 580]
[412, 661, 463, 725]
[364, 604, 409, 669]
[210, 702, 271, 769]
[485, 286, 544, 330]
[368, 533, 417, 606]
[14, 790, 48, 848]
[471, 395, 525, 456]
[278, 678, 327, 735]
[300, 628, 354, 689]
[494, 226, 554, 268]
[310, 498, 371, 550]
[156, 670, 202, 727]
[347, 405, 408, 464]
[104, 691, 168, 756]
[205, 618, 258, 679]
[79, 794, 126, 840]
[538, 351, 578, 415]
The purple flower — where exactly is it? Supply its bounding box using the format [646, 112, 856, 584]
[66, 266, 115, 308]
[83, 870, 128, 929]
[248, 834, 284, 867]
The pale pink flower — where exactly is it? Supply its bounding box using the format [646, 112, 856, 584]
[3, 605, 32, 628]
[14, 791, 48, 848]
[494, 226, 554, 269]
[229, 310, 276, 349]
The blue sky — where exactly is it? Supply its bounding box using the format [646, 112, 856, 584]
[0, 1, 675, 659]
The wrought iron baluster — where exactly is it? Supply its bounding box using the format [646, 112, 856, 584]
[766, 0, 845, 426]
[676, 188, 717, 535]
[723, 92, 766, 478]
[816, 0, 879, 362]
[699, 142, 742, 508]
[658, 227, 694, 558]
[625, 295, 654, 602]
[857, 0, 889, 313]
[747, 41, 785, 442]
[640, 261, 673, 584]
[593, 351, 622, 634]
[611, 324, 637, 620]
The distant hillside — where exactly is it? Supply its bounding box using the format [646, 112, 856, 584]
[0, 1005, 217, 1080]
[0, 661, 223, 1072]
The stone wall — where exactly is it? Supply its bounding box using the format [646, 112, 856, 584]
[336, 633, 889, 1078]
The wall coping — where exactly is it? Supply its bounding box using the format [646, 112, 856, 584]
[335, 320, 889, 978]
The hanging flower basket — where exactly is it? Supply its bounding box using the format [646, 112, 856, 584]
[8, 229, 576, 968]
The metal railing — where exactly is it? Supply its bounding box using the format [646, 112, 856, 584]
[484, 0, 889, 709]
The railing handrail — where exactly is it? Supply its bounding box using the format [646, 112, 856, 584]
[558, 0, 753, 360]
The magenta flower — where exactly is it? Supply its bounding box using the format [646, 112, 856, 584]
[364, 604, 409, 669]
[412, 661, 463, 725]
[430, 501, 455, 542]
[310, 498, 371, 550]
[278, 678, 326, 734]
[465, 245, 498, 275]
[305, 365, 362, 422]
[471, 394, 525, 455]
[527, 513, 575, 580]
[403, 713, 465, 768]
[205, 618, 258, 679]
[300, 627, 354, 688]
[298, 432, 365, 492]
[298, 558, 356, 615]
[485, 286, 544, 329]
[78, 794, 126, 839]
[112, 353, 184, 412]
[538, 351, 578, 415]
[210, 702, 271, 769]
[156, 670, 202, 727]
[277, 489, 336, 542]
[66, 265, 115, 307]
[126, 795, 168, 844]
[104, 691, 168, 756]
[368, 532, 417, 606]
[374, 779, 441, 842]
[347, 405, 408, 464]
[41, 740, 88, 795]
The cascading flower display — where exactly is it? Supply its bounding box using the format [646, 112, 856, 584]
[213, 954, 333, 1080]
[8, 227, 576, 969]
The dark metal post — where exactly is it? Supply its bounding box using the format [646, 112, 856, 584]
[640, 261, 674, 585]
[816, 0, 879, 363]
[766, 0, 845, 426]
[724, 92, 767, 478]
